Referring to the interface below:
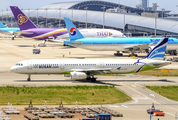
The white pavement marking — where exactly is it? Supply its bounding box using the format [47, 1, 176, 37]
[122, 85, 161, 104]
[149, 94, 155, 97]
[108, 105, 119, 107]
[132, 85, 136, 87]
[164, 112, 176, 116]
[121, 105, 128, 108]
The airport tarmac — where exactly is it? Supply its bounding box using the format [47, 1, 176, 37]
[0, 37, 178, 120]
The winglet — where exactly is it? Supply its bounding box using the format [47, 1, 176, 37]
[64, 17, 84, 41]
[145, 38, 168, 60]
[10, 6, 37, 30]
[0, 22, 6, 28]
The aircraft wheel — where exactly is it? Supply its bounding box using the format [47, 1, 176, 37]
[27, 78, 31, 81]
[91, 78, 96, 82]
[86, 77, 91, 80]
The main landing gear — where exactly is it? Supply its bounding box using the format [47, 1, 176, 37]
[86, 74, 96, 82]
[128, 53, 138, 57]
[114, 51, 123, 56]
[27, 74, 31, 81]
[38, 40, 46, 47]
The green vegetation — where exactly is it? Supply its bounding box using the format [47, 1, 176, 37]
[135, 69, 178, 76]
[140, 65, 158, 72]
[147, 86, 178, 101]
[0, 86, 131, 105]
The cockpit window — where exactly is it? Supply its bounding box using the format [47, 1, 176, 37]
[15, 63, 23, 66]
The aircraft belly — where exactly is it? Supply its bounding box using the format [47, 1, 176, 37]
[28, 68, 62, 74]
[73, 44, 130, 51]
[167, 44, 178, 50]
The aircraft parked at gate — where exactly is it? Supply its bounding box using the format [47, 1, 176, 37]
[10, 6, 124, 46]
[10, 37, 170, 82]
[0, 21, 20, 35]
[63, 18, 178, 56]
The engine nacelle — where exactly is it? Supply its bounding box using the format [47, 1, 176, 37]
[70, 72, 87, 80]
[145, 46, 155, 53]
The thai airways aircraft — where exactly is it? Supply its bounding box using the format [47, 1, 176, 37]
[63, 18, 178, 56]
[10, 37, 170, 82]
[0, 21, 20, 35]
[10, 6, 124, 46]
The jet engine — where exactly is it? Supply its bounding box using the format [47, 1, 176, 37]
[70, 72, 87, 80]
[145, 46, 155, 53]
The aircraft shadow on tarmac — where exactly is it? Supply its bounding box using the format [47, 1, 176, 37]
[16, 45, 33, 47]
[14, 79, 176, 86]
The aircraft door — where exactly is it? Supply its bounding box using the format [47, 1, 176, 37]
[60, 61, 64, 69]
[27, 61, 32, 70]
[100, 62, 104, 68]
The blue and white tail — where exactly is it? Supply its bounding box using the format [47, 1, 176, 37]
[64, 17, 84, 41]
[0, 22, 6, 28]
[145, 38, 168, 60]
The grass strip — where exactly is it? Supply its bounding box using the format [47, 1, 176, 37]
[0, 85, 131, 105]
[135, 69, 178, 76]
[146, 86, 178, 101]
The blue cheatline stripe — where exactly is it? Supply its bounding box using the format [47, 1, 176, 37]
[148, 45, 167, 59]
[136, 65, 146, 73]
[150, 54, 165, 59]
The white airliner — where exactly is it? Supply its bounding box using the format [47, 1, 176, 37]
[50, 29, 125, 45]
[10, 38, 170, 82]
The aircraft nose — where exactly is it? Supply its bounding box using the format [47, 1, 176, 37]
[10, 66, 18, 72]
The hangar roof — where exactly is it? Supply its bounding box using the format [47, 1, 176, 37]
[41, 1, 82, 9]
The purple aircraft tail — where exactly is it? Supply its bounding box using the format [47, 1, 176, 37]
[10, 6, 37, 30]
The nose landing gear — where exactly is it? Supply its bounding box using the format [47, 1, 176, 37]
[27, 74, 31, 81]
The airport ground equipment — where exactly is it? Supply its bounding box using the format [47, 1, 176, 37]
[2, 102, 20, 114]
[147, 103, 165, 116]
[0, 111, 11, 120]
[24, 114, 39, 120]
[24, 100, 39, 111]
[81, 114, 112, 120]
[33, 49, 40, 54]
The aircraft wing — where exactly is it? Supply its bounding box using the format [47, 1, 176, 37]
[72, 68, 112, 74]
[124, 43, 150, 51]
[0, 30, 13, 35]
[13, 31, 34, 35]
[48, 39, 69, 43]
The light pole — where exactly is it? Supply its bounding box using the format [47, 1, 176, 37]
[1, 10, 3, 22]
[101, 6, 106, 29]
[58, 8, 61, 28]
[153, 5, 159, 36]
[84, 7, 88, 28]
[45, 8, 48, 27]
[71, 8, 73, 22]
[28, 9, 30, 18]
[36, 9, 39, 27]
[161, 8, 165, 18]
[122, 6, 126, 33]
[6, 8, 8, 22]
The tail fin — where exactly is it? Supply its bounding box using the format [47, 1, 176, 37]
[0, 22, 6, 28]
[64, 17, 84, 41]
[10, 6, 37, 30]
[145, 38, 168, 60]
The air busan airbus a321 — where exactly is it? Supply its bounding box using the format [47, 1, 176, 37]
[10, 36, 170, 82]
[10, 6, 124, 47]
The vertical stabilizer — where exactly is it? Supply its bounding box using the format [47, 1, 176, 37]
[64, 17, 84, 41]
[0, 22, 6, 28]
[145, 38, 168, 60]
[10, 6, 37, 30]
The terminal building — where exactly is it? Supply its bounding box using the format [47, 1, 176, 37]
[0, 0, 178, 37]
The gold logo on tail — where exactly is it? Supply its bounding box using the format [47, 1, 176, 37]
[17, 14, 28, 25]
